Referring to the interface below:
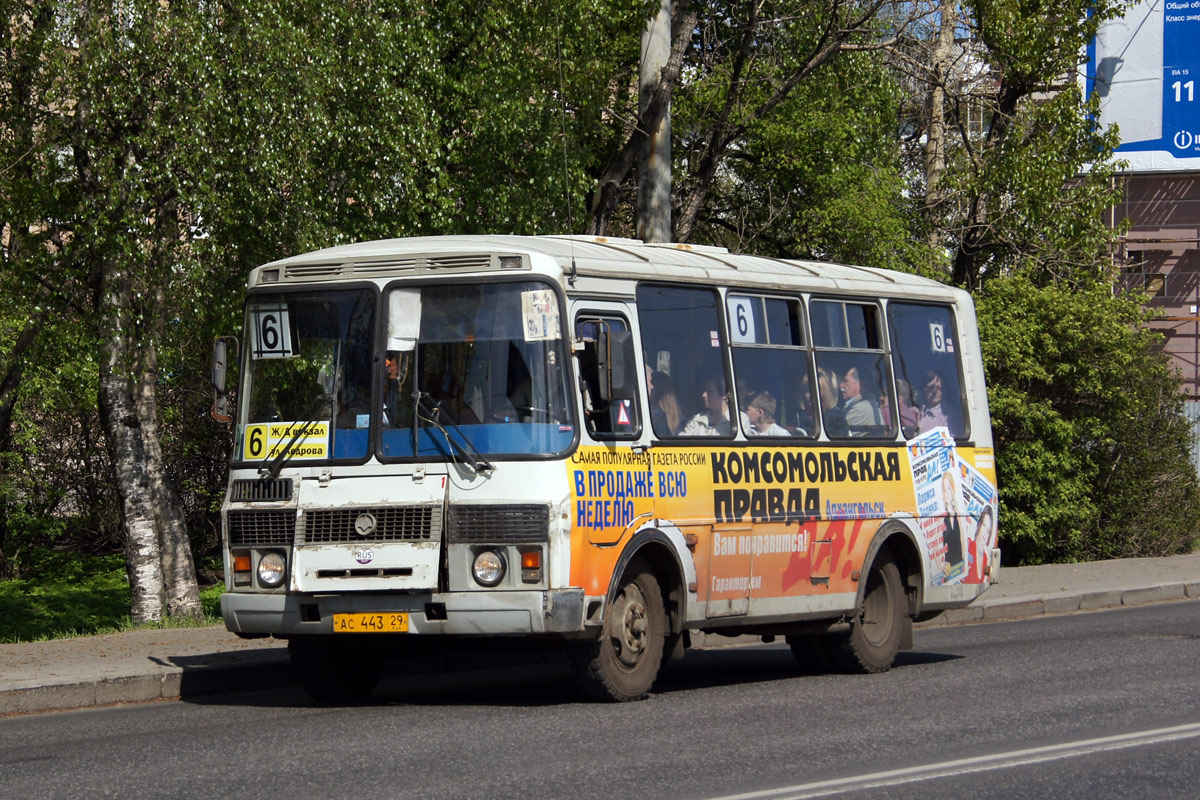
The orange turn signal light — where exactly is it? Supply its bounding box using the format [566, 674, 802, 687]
[521, 551, 541, 570]
[233, 554, 252, 572]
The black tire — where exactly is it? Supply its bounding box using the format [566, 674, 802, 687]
[826, 550, 905, 674]
[569, 560, 666, 701]
[289, 636, 385, 704]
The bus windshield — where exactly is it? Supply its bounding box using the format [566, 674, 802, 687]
[239, 288, 376, 464]
[380, 280, 575, 459]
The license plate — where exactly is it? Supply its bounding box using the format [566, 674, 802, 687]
[332, 612, 409, 633]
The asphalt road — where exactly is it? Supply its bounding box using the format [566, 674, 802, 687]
[2, 601, 1197, 800]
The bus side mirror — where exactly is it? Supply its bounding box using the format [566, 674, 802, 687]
[211, 337, 238, 423]
[597, 329, 636, 403]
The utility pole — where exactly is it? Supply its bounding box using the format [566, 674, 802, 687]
[638, 0, 672, 243]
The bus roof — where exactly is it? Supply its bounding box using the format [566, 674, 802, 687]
[254, 235, 955, 296]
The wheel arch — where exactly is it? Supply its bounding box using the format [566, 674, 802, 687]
[859, 520, 926, 619]
[605, 524, 693, 635]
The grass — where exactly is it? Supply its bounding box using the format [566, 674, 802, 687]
[0, 551, 224, 643]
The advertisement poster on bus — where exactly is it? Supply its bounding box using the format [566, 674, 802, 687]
[567, 433, 999, 600]
[958, 457, 998, 584]
[907, 428, 962, 584]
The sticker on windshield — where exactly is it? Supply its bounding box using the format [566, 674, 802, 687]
[242, 421, 329, 461]
[249, 304, 295, 359]
[521, 289, 560, 341]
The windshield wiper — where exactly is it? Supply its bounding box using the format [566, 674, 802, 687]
[415, 391, 494, 475]
[259, 394, 333, 480]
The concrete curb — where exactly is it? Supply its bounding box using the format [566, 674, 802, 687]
[917, 581, 1198, 628]
[0, 656, 292, 716]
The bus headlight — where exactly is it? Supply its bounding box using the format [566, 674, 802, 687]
[257, 552, 287, 588]
[472, 550, 506, 587]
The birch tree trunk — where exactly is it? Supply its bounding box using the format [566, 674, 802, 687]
[96, 269, 167, 623]
[137, 291, 202, 618]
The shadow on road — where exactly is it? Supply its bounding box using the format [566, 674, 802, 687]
[182, 642, 964, 710]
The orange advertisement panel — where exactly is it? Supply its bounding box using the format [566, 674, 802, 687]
[567, 427, 998, 605]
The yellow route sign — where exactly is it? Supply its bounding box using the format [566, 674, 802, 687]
[242, 421, 329, 462]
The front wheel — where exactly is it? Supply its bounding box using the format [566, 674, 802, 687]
[826, 550, 905, 674]
[569, 560, 666, 701]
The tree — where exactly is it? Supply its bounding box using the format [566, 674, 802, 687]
[893, 0, 1131, 288]
[978, 278, 1200, 563]
[677, 46, 926, 269]
[1, 0, 653, 617]
[893, 1, 1200, 561]
[585, 0, 930, 242]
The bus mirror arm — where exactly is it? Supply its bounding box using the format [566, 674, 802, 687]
[211, 336, 239, 424]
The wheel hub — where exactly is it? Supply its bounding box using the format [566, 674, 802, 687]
[611, 584, 648, 668]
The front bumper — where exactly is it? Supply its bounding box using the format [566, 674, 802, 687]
[221, 588, 586, 637]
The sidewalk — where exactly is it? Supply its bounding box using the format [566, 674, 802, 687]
[2, 553, 1197, 715]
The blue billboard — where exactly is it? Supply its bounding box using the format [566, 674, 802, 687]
[1087, 1, 1200, 172]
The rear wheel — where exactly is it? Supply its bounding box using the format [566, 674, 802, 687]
[826, 550, 905, 674]
[289, 636, 385, 704]
[569, 560, 665, 701]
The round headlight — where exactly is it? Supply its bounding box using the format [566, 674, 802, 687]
[472, 550, 506, 587]
[257, 552, 287, 588]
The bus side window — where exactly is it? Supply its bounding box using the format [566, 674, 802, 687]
[728, 294, 813, 437]
[575, 316, 640, 438]
[636, 284, 732, 439]
[811, 299, 896, 440]
[887, 302, 969, 439]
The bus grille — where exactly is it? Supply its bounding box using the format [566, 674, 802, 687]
[227, 510, 296, 546]
[447, 504, 549, 543]
[229, 478, 293, 502]
[302, 507, 436, 544]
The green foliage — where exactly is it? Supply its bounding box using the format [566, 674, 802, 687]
[681, 48, 929, 268]
[977, 277, 1200, 564]
[940, 85, 1127, 286]
[0, 550, 223, 642]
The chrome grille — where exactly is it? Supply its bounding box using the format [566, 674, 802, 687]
[229, 478, 292, 502]
[448, 504, 549, 543]
[302, 506, 435, 544]
[227, 510, 296, 546]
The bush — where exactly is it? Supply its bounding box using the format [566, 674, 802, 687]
[977, 276, 1200, 564]
[0, 549, 223, 642]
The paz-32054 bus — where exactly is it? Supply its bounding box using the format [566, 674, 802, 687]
[213, 235, 999, 702]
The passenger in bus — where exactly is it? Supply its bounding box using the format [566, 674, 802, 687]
[745, 391, 790, 436]
[648, 369, 683, 435]
[817, 367, 847, 437]
[838, 366, 882, 435]
[790, 372, 815, 435]
[680, 376, 731, 436]
[917, 369, 962, 436]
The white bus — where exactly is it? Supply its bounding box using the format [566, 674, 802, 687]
[214, 235, 999, 702]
